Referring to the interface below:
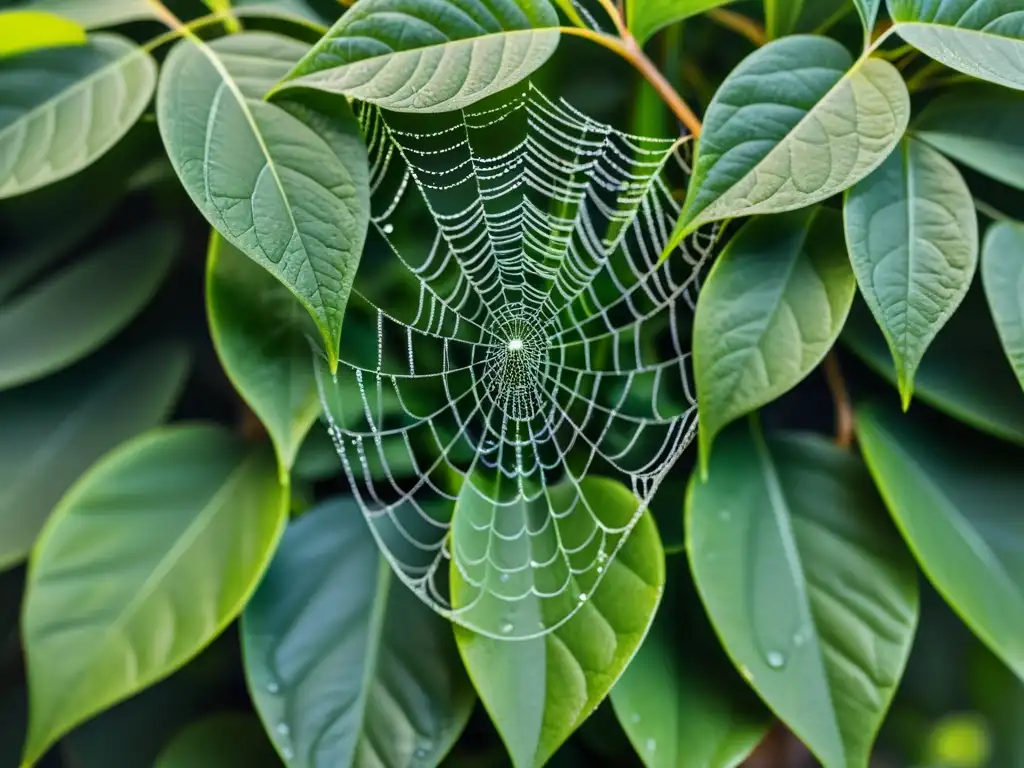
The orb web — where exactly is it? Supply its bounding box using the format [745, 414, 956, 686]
[315, 81, 719, 639]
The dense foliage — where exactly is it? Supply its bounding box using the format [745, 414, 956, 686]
[1, 0, 1023, 766]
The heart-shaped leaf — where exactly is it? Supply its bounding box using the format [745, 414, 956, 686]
[242, 498, 475, 767]
[21, 426, 288, 766]
[888, 0, 1024, 90]
[981, 221, 1024, 394]
[688, 423, 919, 768]
[669, 36, 909, 243]
[627, 0, 734, 47]
[0, 343, 190, 571]
[914, 86, 1024, 192]
[0, 33, 156, 198]
[454, 477, 665, 768]
[275, 0, 560, 112]
[158, 32, 370, 371]
[207, 233, 320, 477]
[857, 402, 1024, 683]
[844, 136, 978, 409]
[0, 223, 177, 392]
[155, 713, 280, 768]
[0, 10, 85, 57]
[694, 207, 855, 472]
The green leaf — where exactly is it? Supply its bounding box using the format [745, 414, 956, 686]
[981, 220, 1024, 394]
[242, 498, 475, 767]
[857, 403, 1024, 684]
[693, 207, 855, 473]
[207, 232, 320, 477]
[626, 0, 734, 48]
[275, 0, 560, 113]
[687, 423, 919, 768]
[0, 11, 85, 57]
[0, 33, 156, 198]
[765, 0, 804, 39]
[157, 32, 370, 371]
[454, 477, 665, 768]
[844, 136, 978, 410]
[0, 223, 177, 392]
[913, 86, 1024, 192]
[21, 425, 288, 766]
[668, 36, 910, 243]
[610, 561, 770, 768]
[155, 713, 281, 768]
[843, 289, 1024, 446]
[20, 0, 156, 29]
[888, 0, 1024, 90]
[0, 343, 190, 571]
[853, 0, 882, 39]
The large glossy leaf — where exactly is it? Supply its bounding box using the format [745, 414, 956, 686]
[693, 207, 855, 472]
[858, 403, 1024, 683]
[158, 32, 369, 370]
[610, 561, 769, 768]
[207, 233, 320, 477]
[0, 11, 85, 57]
[21, 426, 288, 765]
[0, 223, 176, 392]
[242, 498, 474, 767]
[454, 477, 665, 768]
[764, 0, 804, 39]
[981, 221, 1024, 394]
[626, 0, 733, 47]
[21, 0, 156, 28]
[687, 424, 919, 768]
[914, 86, 1024, 192]
[668, 36, 909, 243]
[888, 0, 1024, 90]
[0, 33, 156, 198]
[155, 713, 280, 768]
[843, 290, 1024, 446]
[844, 136, 978, 409]
[0, 343, 190, 571]
[275, 0, 560, 112]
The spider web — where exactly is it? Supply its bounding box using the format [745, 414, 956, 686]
[315, 80, 718, 640]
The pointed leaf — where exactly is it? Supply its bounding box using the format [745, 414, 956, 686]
[275, 0, 560, 113]
[844, 136, 978, 409]
[157, 32, 370, 370]
[694, 207, 855, 471]
[0, 223, 177, 392]
[764, 0, 804, 39]
[888, 0, 1024, 90]
[981, 220, 1024, 394]
[0, 11, 85, 57]
[627, 0, 734, 47]
[0, 343, 190, 571]
[155, 714, 281, 768]
[857, 403, 1024, 683]
[21, 426, 288, 766]
[914, 85, 1024, 192]
[669, 36, 909, 243]
[242, 498, 475, 767]
[207, 232, 320, 476]
[0, 33, 156, 198]
[454, 477, 665, 768]
[853, 0, 882, 40]
[610, 560, 770, 768]
[687, 424, 919, 768]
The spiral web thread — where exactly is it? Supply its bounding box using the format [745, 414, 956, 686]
[316, 80, 719, 639]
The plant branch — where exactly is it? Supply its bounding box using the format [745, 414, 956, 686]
[560, 27, 703, 137]
[823, 352, 854, 449]
[707, 8, 765, 46]
[975, 197, 1013, 222]
[142, 3, 327, 51]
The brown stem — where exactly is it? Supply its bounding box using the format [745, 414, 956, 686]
[707, 8, 766, 46]
[823, 352, 854, 449]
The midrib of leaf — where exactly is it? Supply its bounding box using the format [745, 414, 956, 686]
[0, 40, 142, 147]
[899, 139, 916, 396]
[35, 446, 265, 743]
[352, 555, 394, 757]
[749, 425, 845, 758]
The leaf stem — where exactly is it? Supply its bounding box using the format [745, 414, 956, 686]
[975, 198, 1013, 222]
[823, 352, 854, 449]
[141, 4, 327, 52]
[707, 8, 766, 46]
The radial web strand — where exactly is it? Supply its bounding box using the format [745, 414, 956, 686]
[316, 81, 719, 639]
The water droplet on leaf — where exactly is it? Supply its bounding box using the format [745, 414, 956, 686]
[766, 651, 785, 669]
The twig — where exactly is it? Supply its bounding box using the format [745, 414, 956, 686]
[975, 198, 1013, 222]
[823, 352, 854, 449]
[707, 8, 766, 46]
